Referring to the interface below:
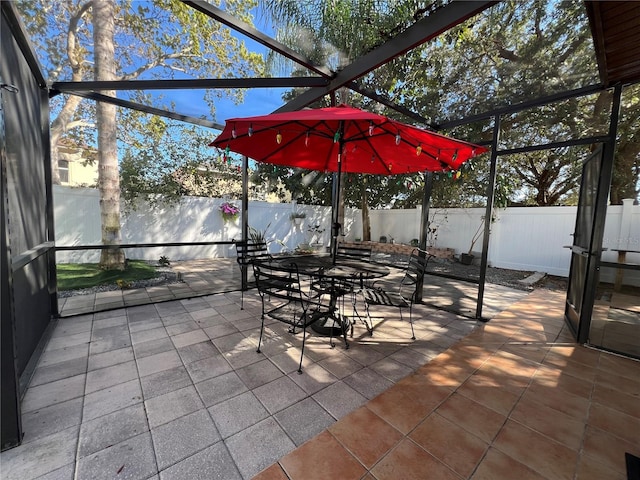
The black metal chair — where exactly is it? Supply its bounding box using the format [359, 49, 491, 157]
[252, 260, 329, 373]
[336, 244, 372, 262]
[362, 248, 433, 340]
[235, 241, 272, 309]
[335, 243, 373, 335]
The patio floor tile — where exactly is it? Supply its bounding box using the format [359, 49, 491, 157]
[0, 426, 79, 480]
[252, 376, 307, 415]
[8, 282, 640, 480]
[21, 374, 86, 414]
[130, 326, 168, 345]
[225, 417, 295, 480]
[170, 328, 209, 348]
[435, 392, 506, 444]
[235, 358, 283, 390]
[342, 366, 393, 399]
[150, 409, 220, 470]
[581, 425, 640, 476]
[38, 343, 89, 368]
[273, 397, 335, 446]
[370, 438, 460, 480]
[77, 403, 148, 458]
[82, 379, 142, 422]
[76, 431, 156, 480]
[509, 395, 586, 450]
[288, 362, 337, 395]
[85, 360, 138, 394]
[158, 440, 242, 480]
[140, 365, 192, 399]
[492, 420, 578, 480]
[176, 340, 218, 364]
[184, 353, 233, 383]
[132, 337, 175, 359]
[409, 412, 489, 478]
[194, 371, 248, 407]
[87, 345, 134, 371]
[44, 331, 91, 351]
[279, 430, 366, 480]
[470, 447, 547, 480]
[328, 405, 403, 468]
[208, 391, 269, 439]
[21, 398, 83, 445]
[312, 380, 368, 420]
[28, 356, 87, 387]
[136, 349, 182, 377]
[145, 385, 203, 429]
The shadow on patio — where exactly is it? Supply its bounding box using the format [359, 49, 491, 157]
[3, 278, 638, 479]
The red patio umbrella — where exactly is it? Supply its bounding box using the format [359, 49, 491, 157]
[210, 104, 487, 261]
[210, 104, 485, 175]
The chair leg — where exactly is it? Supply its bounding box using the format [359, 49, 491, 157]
[257, 314, 265, 353]
[297, 319, 308, 374]
[408, 305, 416, 340]
[352, 290, 372, 336]
[363, 301, 374, 336]
[240, 266, 246, 310]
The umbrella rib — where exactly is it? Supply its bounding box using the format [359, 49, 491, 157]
[348, 120, 393, 174]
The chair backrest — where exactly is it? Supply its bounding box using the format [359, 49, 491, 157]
[252, 261, 303, 304]
[336, 244, 372, 262]
[400, 248, 433, 296]
[235, 241, 271, 268]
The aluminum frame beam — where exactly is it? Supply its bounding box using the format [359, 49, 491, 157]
[51, 77, 329, 92]
[180, 0, 332, 78]
[181, 0, 439, 125]
[55, 90, 224, 129]
[436, 83, 606, 130]
[275, 1, 496, 113]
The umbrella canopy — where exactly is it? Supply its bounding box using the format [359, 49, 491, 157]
[210, 104, 486, 175]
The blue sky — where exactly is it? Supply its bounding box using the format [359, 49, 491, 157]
[170, 7, 290, 131]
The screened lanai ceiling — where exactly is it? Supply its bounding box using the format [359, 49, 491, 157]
[586, 1, 640, 86]
[16, 0, 631, 132]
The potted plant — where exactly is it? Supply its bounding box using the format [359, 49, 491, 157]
[307, 223, 325, 250]
[219, 201, 240, 223]
[461, 215, 487, 265]
[289, 211, 306, 226]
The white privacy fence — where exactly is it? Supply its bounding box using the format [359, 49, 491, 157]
[54, 186, 639, 284]
[54, 186, 351, 263]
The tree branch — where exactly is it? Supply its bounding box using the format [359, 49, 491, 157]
[67, 1, 92, 75]
[66, 120, 95, 130]
[118, 49, 194, 81]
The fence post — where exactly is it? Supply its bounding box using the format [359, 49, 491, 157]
[618, 198, 634, 250]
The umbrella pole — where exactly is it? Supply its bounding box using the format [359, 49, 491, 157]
[330, 132, 344, 264]
[330, 160, 342, 264]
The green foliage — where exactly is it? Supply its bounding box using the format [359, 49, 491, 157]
[264, 1, 638, 206]
[18, 0, 265, 202]
[116, 279, 133, 289]
[120, 121, 246, 208]
[248, 225, 268, 244]
[57, 260, 158, 291]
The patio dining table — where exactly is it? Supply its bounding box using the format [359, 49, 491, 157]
[268, 254, 390, 342]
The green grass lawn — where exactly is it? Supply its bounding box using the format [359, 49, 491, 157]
[56, 260, 159, 291]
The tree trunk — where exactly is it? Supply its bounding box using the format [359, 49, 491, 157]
[93, 0, 124, 270]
